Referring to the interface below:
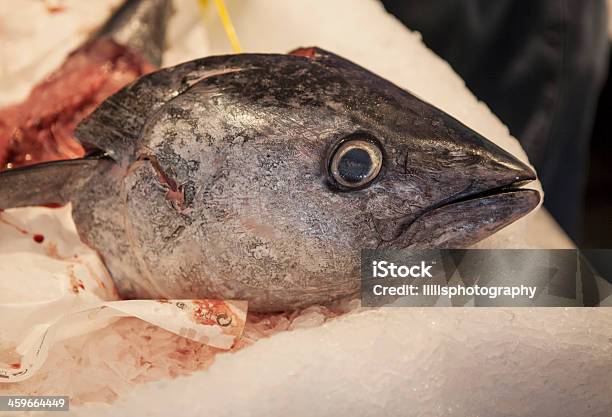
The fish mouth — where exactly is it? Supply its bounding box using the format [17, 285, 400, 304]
[431, 178, 538, 214]
[386, 174, 541, 249]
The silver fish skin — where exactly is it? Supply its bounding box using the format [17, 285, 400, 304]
[0, 48, 540, 312]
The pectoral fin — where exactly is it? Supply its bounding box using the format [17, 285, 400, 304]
[0, 155, 112, 209]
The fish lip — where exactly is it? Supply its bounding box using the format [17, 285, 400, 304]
[379, 183, 541, 249]
[431, 182, 538, 214]
[418, 166, 538, 220]
[388, 176, 541, 246]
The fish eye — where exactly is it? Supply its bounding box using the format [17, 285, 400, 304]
[329, 138, 383, 189]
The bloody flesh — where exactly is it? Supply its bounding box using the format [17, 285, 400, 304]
[0, 38, 154, 170]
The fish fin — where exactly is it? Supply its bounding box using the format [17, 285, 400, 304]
[91, 0, 173, 67]
[289, 46, 385, 81]
[289, 47, 353, 64]
[0, 155, 110, 209]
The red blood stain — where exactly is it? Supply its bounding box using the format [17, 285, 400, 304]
[10, 363, 20, 369]
[68, 267, 86, 293]
[44, 0, 66, 13]
[33, 234, 45, 243]
[43, 203, 63, 208]
[192, 300, 233, 327]
[47, 5, 66, 13]
[157, 299, 170, 304]
[0, 38, 154, 171]
[0, 216, 28, 235]
[289, 47, 318, 58]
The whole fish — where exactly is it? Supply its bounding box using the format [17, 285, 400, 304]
[0, 44, 540, 311]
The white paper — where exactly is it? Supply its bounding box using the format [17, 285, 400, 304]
[0, 204, 247, 383]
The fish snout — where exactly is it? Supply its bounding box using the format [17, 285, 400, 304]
[380, 122, 541, 249]
[478, 142, 537, 190]
[413, 118, 540, 203]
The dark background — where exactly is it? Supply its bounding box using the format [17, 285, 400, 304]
[381, 0, 611, 249]
[585, 53, 612, 248]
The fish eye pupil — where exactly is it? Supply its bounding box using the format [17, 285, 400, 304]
[337, 148, 372, 184]
[330, 138, 383, 189]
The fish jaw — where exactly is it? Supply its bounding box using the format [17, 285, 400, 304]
[91, 0, 173, 66]
[385, 189, 541, 249]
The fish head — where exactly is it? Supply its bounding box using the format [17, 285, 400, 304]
[116, 48, 540, 310]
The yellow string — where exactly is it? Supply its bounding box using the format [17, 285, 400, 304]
[198, 0, 242, 53]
